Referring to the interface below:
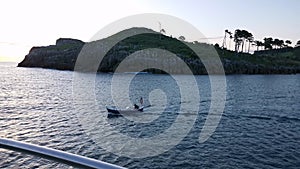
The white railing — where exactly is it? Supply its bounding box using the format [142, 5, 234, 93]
[0, 138, 126, 169]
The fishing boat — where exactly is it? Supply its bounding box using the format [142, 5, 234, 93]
[106, 106, 143, 116]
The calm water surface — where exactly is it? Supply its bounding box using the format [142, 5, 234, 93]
[0, 62, 299, 168]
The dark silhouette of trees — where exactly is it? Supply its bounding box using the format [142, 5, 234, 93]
[242, 30, 253, 53]
[273, 39, 284, 49]
[262, 38, 286, 49]
[226, 29, 298, 52]
[274, 39, 281, 49]
[234, 29, 253, 53]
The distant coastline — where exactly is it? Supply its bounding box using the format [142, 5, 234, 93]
[18, 28, 300, 75]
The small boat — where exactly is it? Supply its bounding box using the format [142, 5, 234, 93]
[106, 106, 143, 116]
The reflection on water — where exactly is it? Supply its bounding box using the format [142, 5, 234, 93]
[0, 62, 300, 168]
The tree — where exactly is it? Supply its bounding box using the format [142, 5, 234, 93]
[296, 40, 300, 47]
[271, 39, 285, 49]
[234, 29, 254, 53]
[178, 36, 185, 41]
[222, 29, 232, 49]
[278, 40, 284, 48]
[234, 29, 242, 52]
[240, 30, 248, 52]
[235, 29, 253, 53]
[273, 38, 280, 49]
[245, 32, 254, 53]
[253, 40, 264, 51]
[285, 40, 292, 47]
[235, 39, 243, 52]
[214, 43, 220, 48]
[272, 39, 284, 49]
[229, 34, 233, 50]
[247, 38, 254, 53]
[263, 37, 273, 50]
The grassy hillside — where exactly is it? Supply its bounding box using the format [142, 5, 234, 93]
[18, 27, 300, 74]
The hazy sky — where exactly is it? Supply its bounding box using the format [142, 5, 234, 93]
[1, 0, 299, 62]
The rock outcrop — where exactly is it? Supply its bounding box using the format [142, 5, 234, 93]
[18, 38, 84, 70]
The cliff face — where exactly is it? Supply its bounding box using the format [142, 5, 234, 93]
[18, 38, 84, 70]
[18, 29, 300, 74]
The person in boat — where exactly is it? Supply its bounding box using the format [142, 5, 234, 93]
[134, 104, 139, 109]
[140, 97, 143, 107]
[134, 97, 144, 110]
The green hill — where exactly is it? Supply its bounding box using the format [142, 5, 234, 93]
[18, 27, 300, 74]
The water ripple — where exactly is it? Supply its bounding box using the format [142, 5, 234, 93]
[0, 63, 299, 168]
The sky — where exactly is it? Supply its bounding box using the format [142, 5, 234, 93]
[0, 0, 299, 62]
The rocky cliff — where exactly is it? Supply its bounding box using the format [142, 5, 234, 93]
[18, 38, 84, 70]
